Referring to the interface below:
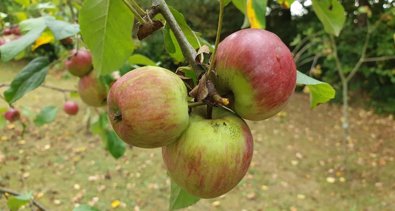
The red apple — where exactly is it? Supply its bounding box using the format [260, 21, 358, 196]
[0, 39, 5, 46]
[11, 26, 21, 36]
[65, 48, 93, 77]
[78, 72, 107, 107]
[4, 108, 20, 122]
[63, 101, 79, 115]
[3, 28, 12, 36]
[107, 66, 189, 148]
[60, 37, 74, 49]
[162, 107, 253, 198]
[214, 29, 296, 121]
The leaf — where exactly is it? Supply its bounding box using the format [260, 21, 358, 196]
[73, 204, 100, 211]
[4, 57, 50, 104]
[246, 0, 267, 29]
[223, 0, 232, 6]
[312, 0, 346, 36]
[0, 17, 47, 61]
[296, 71, 336, 108]
[34, 106, 58, 126]
[79, 0, 135, 75]
[169, 179, 200, 210]
[45, 17, 80, 40]
[7, 193, 32, 211]
[105, 130, 126, 159]
[169, 7, 200, 49]
[128, 54, 157, 66]
[232, 0, 246, 14]
[277, 0, 295, 9]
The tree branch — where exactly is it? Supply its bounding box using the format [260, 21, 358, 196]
[346, 26, 371, 82]
[363, 56, 395, 62]
[0, 83, 76, 93]
[329, 35, 346, 82]
[0, 187, 47, 211]
[152, 0, 203, 75]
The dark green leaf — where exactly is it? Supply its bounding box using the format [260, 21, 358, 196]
[296, 71, 336, 108]
[169, 7, 199, 49]
[45, 17, 80, 40]
[232, 0, 246, 14]
[7, 193, 32, 211]
[4, 57, 50, 104]
[163, 25, 184, 62]
[169, 179, 200, 210]
[0, 17, 47, 61]
[312, 0, 346, 36]
[128, 54, 157, 66]
[105, 130, 126, 159]
[73, 204, 100, 211]
[34, 106, 58, 126]
[224, 0, 232, 6]
[89, 113, 108, 139]
[79, 0, 135, 75]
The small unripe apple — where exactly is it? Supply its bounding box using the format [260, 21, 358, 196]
[215, 29, 296, 120]
[163, 107, 253, 198]
[63, 101, 79, 115]
[65, 49, 93, 77]
[11, 26, 21, 36]
[107, 66, 189, 148]
[3, 28, 12, 35]
[78, 72, 107, 107]
[4, 108, 20, 122]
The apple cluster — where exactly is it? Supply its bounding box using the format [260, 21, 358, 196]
[107, 29, 296, 198]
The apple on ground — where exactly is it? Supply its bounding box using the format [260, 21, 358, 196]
[215, 28, 296, 121]
[78, 72, 107, 107]
[162, 107, 253, 198]
[65, 48, 93, 77]
[107, 66, 189, 148]
[4, 108, 20, 122]
[63, 101, 79, 115]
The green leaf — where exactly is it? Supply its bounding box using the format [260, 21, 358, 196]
[296, 71, 336, 108]
[0, 17, 47, 61]
[7, 193, 32, 211]
[73, 204, 100, 211]
[45, 17, 80, 40]
[232, 0, 246, 14]
[223, 0, 232, 6]
[105, 130, 126, 159]
[169, 179, 200, 210]
[312, 0, 346, 36]
[79, 0, 135, 75]
[128, 54, 157, 66]
[246, 0, 267, 29]
[163, 7, 201, 62]
[4, 57, 50, 104]
[34, 106, 58, 126]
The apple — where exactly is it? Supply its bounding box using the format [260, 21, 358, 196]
[4, 108, 20, 122]
[214, 28, 296, 121]
[78, 72, 107, 107]
[63, 101, 79, 115]
[65, 48, 93, 77]
[107, 66, 189, 148]
[3, 28, 12, 36]
[11, 26, 21, 36]
[60, 37, 73, 49]
[0, 39, 5, 46]
[162, 107, 253, 198]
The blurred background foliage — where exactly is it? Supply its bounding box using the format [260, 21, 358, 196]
[1, 0, 395, 113]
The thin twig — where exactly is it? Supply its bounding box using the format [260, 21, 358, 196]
[363, 56, 395, 62]
[0, 187, 47, 211]
[123, 0, 146, 24]
[129, 0, 146, 16]
[0, 83, 76, 93]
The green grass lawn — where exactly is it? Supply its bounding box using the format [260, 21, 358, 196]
[1, 62, 395, 211]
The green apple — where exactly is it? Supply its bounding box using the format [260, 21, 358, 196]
[78, 72, 107, 107]
[162, 107, 253, 198]
[215, 29, 296, 120]
[107, 66, 189, 148]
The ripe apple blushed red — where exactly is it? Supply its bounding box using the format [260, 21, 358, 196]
[4, 108, 20, 122]
[63, 101, 79, 115]
[65, 48, 93, 77]
[215, 29, 296, 120]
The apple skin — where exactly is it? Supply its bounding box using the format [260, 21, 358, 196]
[107, 66, 189, 148]
[78, 72, 107, 107]
[4, 108, 20, 122]
[3, 28, 12, 36]
[214, 28, 296, 121]
[11, 26, 21, 36]
[0, 39, 5, 46]
[162, 107, 253, 198]
[65, 49, 93, 77]
[63, 101, 79, 115]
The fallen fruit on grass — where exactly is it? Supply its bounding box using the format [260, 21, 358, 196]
[78, 72, 107, 107]
[215, 28, 296, 120]
[162, 107, 253, 198]
[107, 66, 189, 148]
[63, 101, 79, 115]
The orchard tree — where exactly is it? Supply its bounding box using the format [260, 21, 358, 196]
[0, 0, 339, 210]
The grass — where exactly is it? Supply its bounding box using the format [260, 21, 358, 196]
[1, 61, 395, 211]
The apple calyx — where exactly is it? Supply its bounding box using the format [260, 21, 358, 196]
[189, 74, 230, 107]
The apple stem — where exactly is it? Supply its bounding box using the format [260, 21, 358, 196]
[188, 101, 205, 108]
[207, 0, 225, 75]
[206, 105, 213, 119]
[123, 0, 147, 24]
[129, 0, 146, 16]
